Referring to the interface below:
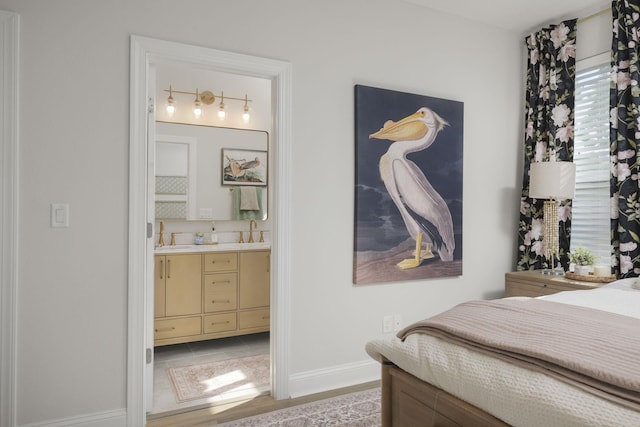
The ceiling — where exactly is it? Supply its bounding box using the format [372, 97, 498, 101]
[401, 0, 610, 34]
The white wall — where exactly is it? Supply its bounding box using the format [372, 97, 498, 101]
[2, 0, 523, 425]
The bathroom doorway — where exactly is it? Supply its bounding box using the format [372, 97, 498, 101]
[149, 62, 272, 415]
[128, 35, 292, 424]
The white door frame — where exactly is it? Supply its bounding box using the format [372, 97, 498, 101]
[128, 35, 292, 426]
[0, 10, 19, 427]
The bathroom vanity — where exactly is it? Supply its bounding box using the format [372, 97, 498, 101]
[153, 243, 270, 346]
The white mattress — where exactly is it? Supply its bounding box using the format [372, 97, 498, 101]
[365, 279, 640, 427]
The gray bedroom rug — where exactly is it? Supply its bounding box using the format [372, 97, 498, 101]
[216, 387, 381, 426]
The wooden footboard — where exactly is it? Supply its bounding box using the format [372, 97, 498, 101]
[381, 358, 509, 426]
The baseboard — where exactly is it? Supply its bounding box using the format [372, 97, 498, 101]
[19, 408, 126, 427]
[16, 361, 379, 425]
[288, 358, 380, 398]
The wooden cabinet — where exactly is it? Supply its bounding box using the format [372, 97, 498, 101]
[239, 251, 270, 309]
[505, 270, 602, 297]
[155, 254, 202, 317]
[154, 254, 202, 341]
[239, 251, 270, 332]
[163, 254, 202, 316]
[154, 249, 270, 346]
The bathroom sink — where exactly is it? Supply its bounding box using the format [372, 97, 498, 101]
[155, 242, 270, 253]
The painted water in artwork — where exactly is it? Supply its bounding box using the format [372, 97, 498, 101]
[353, 85, 463, 285]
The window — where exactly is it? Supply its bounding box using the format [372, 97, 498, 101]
[571, 53, 611, 263]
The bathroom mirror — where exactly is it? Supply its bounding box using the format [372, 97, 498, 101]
[155, 121, 268, 221]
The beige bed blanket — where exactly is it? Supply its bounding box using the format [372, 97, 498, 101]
[398, 298, 640, 411]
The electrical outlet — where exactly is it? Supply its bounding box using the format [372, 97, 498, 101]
[393, 314, 402, 332]
[383, 315, 393, 333]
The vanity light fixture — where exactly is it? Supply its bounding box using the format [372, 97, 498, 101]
[163, 86, 253, 120]
[166, 85, 175, 115]
[218, 91, 226, 120]
[193, 89, 203, 118]
[242, 94, 250, 122]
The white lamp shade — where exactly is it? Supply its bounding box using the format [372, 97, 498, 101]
[529, 161, 576, 200]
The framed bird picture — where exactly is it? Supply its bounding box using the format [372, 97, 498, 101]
[221, 148, 268, 186]
[353, 84, 463, 285]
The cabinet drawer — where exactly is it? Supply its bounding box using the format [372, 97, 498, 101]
[204, 252, 238, 272]
[505, 271, 601, 298]
[204, 272, 238, 313]
[239, 308, 270, 330]
[506, 281, 560, 297]
[204, 313, 237, 333]
[154, 317, 201, 340]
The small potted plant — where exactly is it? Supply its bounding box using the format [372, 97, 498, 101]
[569, 247, 595, 276]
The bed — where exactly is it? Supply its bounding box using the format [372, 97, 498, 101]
[366, 278, 640, 426]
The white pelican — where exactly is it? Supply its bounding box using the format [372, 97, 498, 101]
[370, 107, 455, 269]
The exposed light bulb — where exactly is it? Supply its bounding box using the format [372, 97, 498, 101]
[218, 91, 226, 119]
[166, 100, 175, 115]
[193, 89, 202, 118]
[166, 85, 175, 115]
[242, 95, 250, 122]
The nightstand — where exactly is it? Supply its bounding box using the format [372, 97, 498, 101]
[505, 270, 602, 297]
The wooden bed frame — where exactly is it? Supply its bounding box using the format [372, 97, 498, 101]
[381, 358, 509, 426]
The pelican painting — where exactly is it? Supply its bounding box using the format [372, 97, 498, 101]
[353, 84, 463, 285]
[370, 107, 455, 269]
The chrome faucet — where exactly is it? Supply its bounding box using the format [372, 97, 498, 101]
[248, 219, 257, 243]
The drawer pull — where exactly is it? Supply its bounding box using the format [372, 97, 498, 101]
[155, 326, 175, 333]
[211, 321, 230, 325]
[212, 299, 231, 304]
[262, 316, 269, 320]
[211, 259, 231, 264]
[211, 280, 231, 285]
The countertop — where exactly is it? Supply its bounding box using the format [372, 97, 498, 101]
[154, 242, 271, 254]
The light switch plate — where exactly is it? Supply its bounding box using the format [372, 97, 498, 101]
[383, 315, 393, 334]
[50, 203, 69, 228]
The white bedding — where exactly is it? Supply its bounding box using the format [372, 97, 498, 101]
[365, 279, 640, 427]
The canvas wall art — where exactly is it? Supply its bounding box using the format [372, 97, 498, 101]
[222, 148, 268, 186]
[353, 85, 463, 285]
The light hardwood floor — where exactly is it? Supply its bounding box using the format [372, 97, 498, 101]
[146, 380, 381, 427]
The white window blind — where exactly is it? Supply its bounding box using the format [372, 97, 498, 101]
[570, 55, 611, 263]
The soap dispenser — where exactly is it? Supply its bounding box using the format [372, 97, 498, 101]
[210, 221, 218, 244]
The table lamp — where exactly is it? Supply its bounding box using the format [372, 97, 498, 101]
[529, 158, 576, 275]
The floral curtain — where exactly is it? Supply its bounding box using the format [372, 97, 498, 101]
[611, 0, 640, 277]
[517, 19, 577, 271]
